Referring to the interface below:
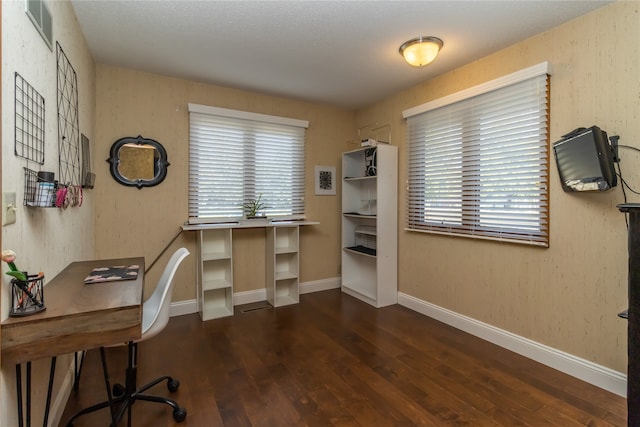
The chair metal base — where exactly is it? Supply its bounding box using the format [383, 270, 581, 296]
[65, 343, 187, 426]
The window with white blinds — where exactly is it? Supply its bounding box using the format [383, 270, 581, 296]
[188, 104, 308, 223]
[403, 63, 550, 246]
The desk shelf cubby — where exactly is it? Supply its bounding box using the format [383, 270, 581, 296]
[267, 226, 300, 307]
[198, 229, 233, 320]
[183, 221, 319, 320]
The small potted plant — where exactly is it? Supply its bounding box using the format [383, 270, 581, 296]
[243, 194, 268, 219]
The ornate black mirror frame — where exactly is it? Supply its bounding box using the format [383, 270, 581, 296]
[107, 135, 170, 189]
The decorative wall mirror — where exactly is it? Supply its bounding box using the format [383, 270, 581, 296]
[107, 135, 169, 189]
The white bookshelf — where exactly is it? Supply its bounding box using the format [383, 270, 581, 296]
[341, 144, 398, 307]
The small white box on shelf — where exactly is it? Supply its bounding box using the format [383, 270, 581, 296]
[360, 139, 389, 147]
[361, 138, 378, 147]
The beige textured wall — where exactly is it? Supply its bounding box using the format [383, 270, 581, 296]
[356, 1, 639, 372]
[1, 1, 96, 425]
[94, 66, 354, 300]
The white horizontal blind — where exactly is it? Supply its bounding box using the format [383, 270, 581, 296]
[406, 74, 549, 246]
[189, 107, 307, 222]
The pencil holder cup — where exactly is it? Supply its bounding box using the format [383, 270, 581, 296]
[9, 273, 46, 317]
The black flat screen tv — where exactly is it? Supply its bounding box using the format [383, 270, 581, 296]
[552, 126, 617, 192]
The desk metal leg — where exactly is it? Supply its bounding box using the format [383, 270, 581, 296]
[99, 346, 118, 426]
[43, 357, 57, 426]
[128, 341, 137, 427]
[14, 358, 57, 427]
[15, 362, 32, 427]
[74, 350, 86, 391]
[16, 364, 23, 427]
[65, 347, 128, 427]
[26, 362, 31, 427]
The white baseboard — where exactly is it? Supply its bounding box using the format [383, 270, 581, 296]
[169, 277, 341, 317]
[234, 288, 267, 306]
[300, 277, 341, 294]
[398, 292, 627, 397]
[169, 298, 198, 317]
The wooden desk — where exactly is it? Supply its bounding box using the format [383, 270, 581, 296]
[1, 257, 144, 427]
[2, 257, 144, 364]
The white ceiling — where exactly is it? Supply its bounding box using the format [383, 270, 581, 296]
[70, 0, 612, 110]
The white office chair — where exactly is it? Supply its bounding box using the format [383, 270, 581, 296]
[66, 247, 190, 426]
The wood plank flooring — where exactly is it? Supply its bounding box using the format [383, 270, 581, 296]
[59, 289, 627, 426]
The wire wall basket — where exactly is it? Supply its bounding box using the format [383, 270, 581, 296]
[23, 167, 57, 207]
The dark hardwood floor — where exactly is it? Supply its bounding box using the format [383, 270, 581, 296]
[60, 289, 626, 426]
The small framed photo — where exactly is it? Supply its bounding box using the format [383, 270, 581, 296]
[315, 165, 336, 195]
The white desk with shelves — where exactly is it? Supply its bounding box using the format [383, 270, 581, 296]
[182, 220, 318, 320]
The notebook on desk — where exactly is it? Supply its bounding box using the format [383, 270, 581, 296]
[84, 265, 140, 284]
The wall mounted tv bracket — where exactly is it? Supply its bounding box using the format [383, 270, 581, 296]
[609, 134, 620, 163]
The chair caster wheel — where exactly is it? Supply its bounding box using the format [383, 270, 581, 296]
[173, 407, 187, 422]
[112, 383, 125, 397]
[168, 378, 180, 393]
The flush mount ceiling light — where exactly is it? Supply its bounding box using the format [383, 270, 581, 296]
[399, 36, 443, 67]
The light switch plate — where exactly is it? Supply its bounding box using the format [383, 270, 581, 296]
[3, 192, 17, 226]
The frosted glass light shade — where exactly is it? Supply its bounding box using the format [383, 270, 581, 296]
[399, 36, 443, 67]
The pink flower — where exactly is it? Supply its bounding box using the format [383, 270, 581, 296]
[1, 249, 27, 282]
[1, 250, 16, 264]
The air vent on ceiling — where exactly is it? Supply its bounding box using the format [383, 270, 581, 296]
[25, 0, 53, 51]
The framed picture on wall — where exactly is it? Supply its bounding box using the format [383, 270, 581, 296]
[315, 165, 336, 195]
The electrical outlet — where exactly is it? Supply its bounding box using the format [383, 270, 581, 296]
[2, 192, 17, 226]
